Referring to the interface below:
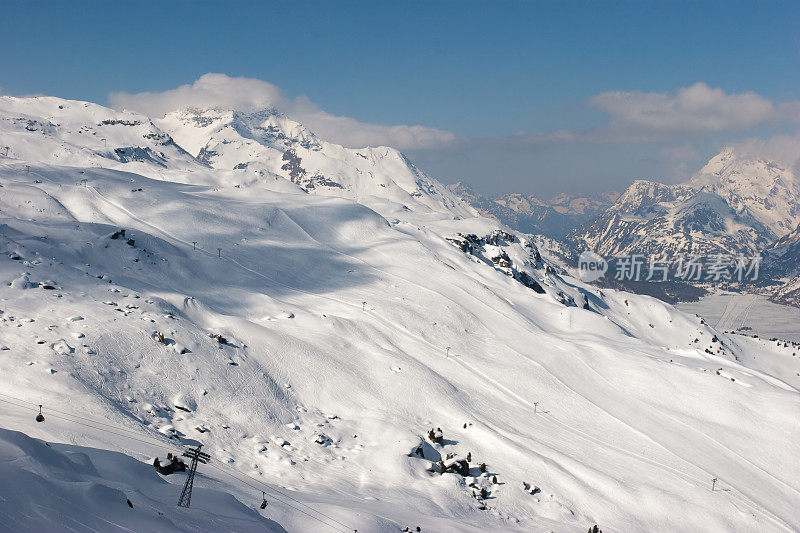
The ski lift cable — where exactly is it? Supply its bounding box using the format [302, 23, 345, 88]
[0, 395, 180, 454]
[205, 459, 359, 532]
[0, 394, 359, 532]
[209, 459, 359, 531]
[0, 397, 351, 532]
[0, 396, 173, 450]
[206, 462, 354, 533]
[0, 391, 192, 447]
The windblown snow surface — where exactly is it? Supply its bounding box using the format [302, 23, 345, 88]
[0, 95, 799, 532]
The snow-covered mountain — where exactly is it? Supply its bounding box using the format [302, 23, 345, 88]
[568, 148, 800, 264]
[569, 178, 775, 259]
[158, 107, 475, 219]
[0, 96, 204, 179]
[1, 95, 799, 532]
[450, 148, 800, 310]
[764, 221, 800, 307]
[690, 147, 800, 239]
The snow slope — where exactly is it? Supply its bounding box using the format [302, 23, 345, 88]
[0, 427, 286, 533]
[678, 292, 800, 343]
[0, 96, 203, 178]
[0, 97, 798, 532]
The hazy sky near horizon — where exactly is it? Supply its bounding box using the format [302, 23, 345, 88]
[2, 0, 799, 198]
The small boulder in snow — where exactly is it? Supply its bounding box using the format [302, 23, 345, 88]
[172, 393, 197, 412]
[270, 436, 290, 447]
[171, 343, 189, 355]
[314, 433, 332, 446]
[10, 274, 35, 290]
[51, 340, 74, 355]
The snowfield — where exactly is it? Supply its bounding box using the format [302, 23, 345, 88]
[678, 292, 800, 342]
[0, 95, 799, 532]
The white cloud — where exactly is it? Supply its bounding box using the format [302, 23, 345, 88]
[731, 130, 800, 172]
[109, 73, 456, 150]
[590, 82, 798, 134]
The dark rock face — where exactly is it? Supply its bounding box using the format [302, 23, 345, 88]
[281, 149, 344, 190]
[764, 221, 800, 307]
[516, 271, 545, 294]
[114, 147, 169, 168]
[442, 458, 469, 476]
[445, 230, 547, 294]
[281, 149, 306, 183]
[491, 251, 511, 268]
[98, 119, 142, 127]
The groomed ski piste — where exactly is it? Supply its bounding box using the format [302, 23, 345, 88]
[1, 95, 799, 532]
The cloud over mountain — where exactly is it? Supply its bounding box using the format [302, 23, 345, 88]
[109, 73, 456, 151]
[731, 131, 800, 172]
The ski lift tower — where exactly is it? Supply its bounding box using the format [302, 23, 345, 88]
[177, 444, 210, 508]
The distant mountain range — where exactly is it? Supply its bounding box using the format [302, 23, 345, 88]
[2, 94, 798, 306]
[446, 182, 619, 239]
[765, 221, 800, 307]
[450, 148, 800, 306]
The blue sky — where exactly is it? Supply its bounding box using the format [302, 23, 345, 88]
[2, 1, 799, 197]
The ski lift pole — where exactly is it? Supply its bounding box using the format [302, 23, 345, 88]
[177, 444, 210, 508]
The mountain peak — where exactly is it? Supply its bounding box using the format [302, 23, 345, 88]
[610, 179, 692, 214]
[160, 106, 322, 156]
[689, 147, 799, 237]
[157, 104, 474, 218]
